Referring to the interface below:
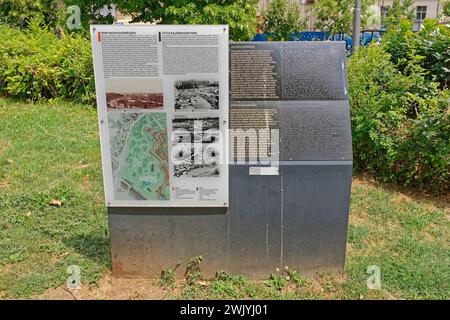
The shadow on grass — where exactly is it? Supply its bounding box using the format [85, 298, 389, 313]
[352, 173, 450, 208]
[63, 234, 112, 269]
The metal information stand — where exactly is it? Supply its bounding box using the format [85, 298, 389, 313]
[91, 26, 352, 278]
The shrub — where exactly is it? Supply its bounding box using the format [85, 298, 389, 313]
[0, 0, 60, 28]
[261, 0, 306, 41]
[398, 111, 450, 189]
[414, 20, 450, 88]
[442, 1, 450, 17]
[0, 18, 95, 104]
[383, 18, 450, 89]
[348, 44, 449, 192]
[311, 0, 375, 35]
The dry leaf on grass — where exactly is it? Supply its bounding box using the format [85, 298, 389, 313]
[48, 199, 63, 207]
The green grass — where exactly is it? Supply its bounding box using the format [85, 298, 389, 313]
[0, 98, 109, 298]
[0, 98, 448, 299]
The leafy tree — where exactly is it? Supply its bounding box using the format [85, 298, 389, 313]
[0, 0, 60, 28]
[382, 18, 415, 71]
[311, 0, 374, 35]
[442, 1, 450, 17]
[64, 0, 116, 31]
[115, 0, 258, 41]
[381, 0, 414, 27]
[384, 18, 450, 89]
[261, 0, 306, 40]
[388, 0, 414, 19]
[415, 19, 450, 88]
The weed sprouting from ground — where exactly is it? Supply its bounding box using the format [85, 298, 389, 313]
[159, 261, 182, 288]
[185, 256, 204, 285]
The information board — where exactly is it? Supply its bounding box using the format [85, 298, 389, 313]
[91, 25, 229, 207]
[229, 42, 352, 163]
[106, 41, 352, 278]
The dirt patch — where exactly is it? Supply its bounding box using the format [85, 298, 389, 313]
[390, 192, 414, 205]
[0, 175, 11, 189]
[352, 175, 377, 188]
[81, 175, 91, 190]
[442, 206, 450, 221]
[74, 163, 90, 170]
[0, 139, 11, 156]
[35, 272, 166, 300]
[348, 214, 367, 226]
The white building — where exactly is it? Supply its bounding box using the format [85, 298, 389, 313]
[375, 0, 443, 30]
[258, 0, 446, 31]
[66, 1, 447, 31]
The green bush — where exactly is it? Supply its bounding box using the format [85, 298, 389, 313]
[383, 18, 450, 89]
[398, 111, 450, 189]
[415, 20, 450, 88]
[444, 1, 450, 17]
[261, 0, 306, 41]
[0, 18, 95, 104]
[0, 0, 60, 28]
[348, 44, 449, 192]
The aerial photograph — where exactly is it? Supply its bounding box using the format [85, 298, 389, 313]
[172, 145, 220, 178]
[174, 79, 219, 111]
[172, 116, 220, 144]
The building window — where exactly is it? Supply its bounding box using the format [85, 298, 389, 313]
[380, 6, 390, 29]
[380, 6, 389, 19]
[416, 6, 427, 20]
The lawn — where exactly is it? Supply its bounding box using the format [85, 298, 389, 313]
[0, 98, 448, 300]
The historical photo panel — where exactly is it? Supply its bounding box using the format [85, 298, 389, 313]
[91, 25, 228, 206]
[174, 80, 219, 111]
[172, 115, 220, 178]
[106, 78, 164, 110]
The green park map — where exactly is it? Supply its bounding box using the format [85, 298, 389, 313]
[108, 112, 170, 201]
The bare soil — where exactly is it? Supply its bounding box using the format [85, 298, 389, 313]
[35, 272, 166, 300]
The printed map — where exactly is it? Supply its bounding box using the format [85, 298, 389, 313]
[108, 112, 170, 200]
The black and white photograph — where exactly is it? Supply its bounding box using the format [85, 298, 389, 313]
[172, 115, 220, 177]
[174, 80, 219, 111]
[172, 144, 220, 178]
[172, 116, 220, 144]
